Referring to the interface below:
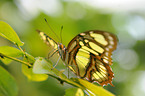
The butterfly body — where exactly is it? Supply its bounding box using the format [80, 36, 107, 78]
[38, 30, 117, 86]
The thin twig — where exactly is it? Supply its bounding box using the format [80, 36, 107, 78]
[47, 74, 78, 87]
[0, 53, 32, 67]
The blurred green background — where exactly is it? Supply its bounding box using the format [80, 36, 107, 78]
[0, 0, 145, 96]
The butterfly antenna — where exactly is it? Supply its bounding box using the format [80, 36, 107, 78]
[44, 18, 60, 41]
[60, 26, 63, 43]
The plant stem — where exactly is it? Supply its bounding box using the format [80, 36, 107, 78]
[0, 53, 32, 67]
[16, 44, 30, 62]
[17, 44, 25, 55]
[47, 74, 77, 87]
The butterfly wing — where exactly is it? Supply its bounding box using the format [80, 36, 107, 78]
[37, 30, 58, 50]
[66, 30, 117, 86]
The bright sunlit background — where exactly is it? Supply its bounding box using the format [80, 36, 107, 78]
[0, 0, 145, 96]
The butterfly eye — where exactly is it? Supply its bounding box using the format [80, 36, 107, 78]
[61, 44, 63, 48]
[58, 43, 64, 50]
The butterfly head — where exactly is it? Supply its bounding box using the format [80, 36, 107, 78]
[58, 43, 65, 50]
[57, 43, 66, 60]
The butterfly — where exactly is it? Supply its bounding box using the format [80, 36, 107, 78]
[37, 30, 117, 86]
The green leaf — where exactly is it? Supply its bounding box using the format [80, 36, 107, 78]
[0, 21, 24, 46]
[22, 64, 48, 81]
[22, 56, 48, 82]
[65, 88, 84, 96]
[72, 78, 115, 96]
[0, 46, 23, 64]
[0, 66, 18, 96]
[33, 57, 60, 75]
[33, 57, 81, 85]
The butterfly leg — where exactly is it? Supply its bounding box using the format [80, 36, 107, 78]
[51, 56, 60, 70]
[67, 66, 70, 78]
[48, 49, 58, 59]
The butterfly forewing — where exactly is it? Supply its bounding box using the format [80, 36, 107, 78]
[37, 30, 58, 50]
[66, 30, 117, 86]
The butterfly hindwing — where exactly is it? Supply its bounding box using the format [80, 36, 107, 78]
[66, 30, 117, 86]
